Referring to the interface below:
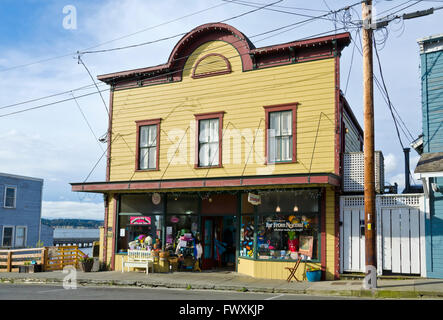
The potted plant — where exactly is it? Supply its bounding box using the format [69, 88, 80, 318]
[79, 254, 94, 272]
[306, 265, 322, 282]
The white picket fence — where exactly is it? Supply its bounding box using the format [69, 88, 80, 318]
[339, 194, 426, 277]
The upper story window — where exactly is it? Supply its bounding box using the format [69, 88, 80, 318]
[195, 112, 224, 168]
[4, 186, 16, 209]
[135, 119, 161, 171]
[264, 103, 298, 164]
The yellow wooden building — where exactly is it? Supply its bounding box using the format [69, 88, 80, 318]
[71, 23, 362, 280]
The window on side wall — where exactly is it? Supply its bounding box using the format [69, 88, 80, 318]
[135, 119, 161, 171]
[4, 186, 17, 208]
[264, 103, 297, 164]
[2, 226, 13, 247]
[15, 226, 26, 248]
[195, 112, 224, 168]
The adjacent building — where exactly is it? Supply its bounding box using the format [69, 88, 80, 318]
[0, 172, 53, 248]
[415, 34, 443, 278]
[71, 23, 362, 280]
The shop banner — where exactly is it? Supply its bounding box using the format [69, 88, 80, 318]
[248, 193, 261, 205]
[265, 219, 303, 232]
[130, 216, 151, 225]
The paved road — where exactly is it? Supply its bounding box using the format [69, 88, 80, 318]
[0, 283, 366, 300]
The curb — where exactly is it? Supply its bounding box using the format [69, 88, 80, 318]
[1, 277, 443, 299]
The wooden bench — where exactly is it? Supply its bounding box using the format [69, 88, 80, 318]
[122, 250, 154, 274]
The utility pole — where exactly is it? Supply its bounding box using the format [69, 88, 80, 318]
[362, 0, 377, 290]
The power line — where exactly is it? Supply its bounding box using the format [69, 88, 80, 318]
[0, 1, 233, 73]
[352, 30, 417, 143]
[71, 92, 105, 152]
[0, 89, 109, 118]
[0, 82, 100, 111]
[80, 0, 284, 55]
[77, 55, 109, 116]
[1, 2, 361, 115]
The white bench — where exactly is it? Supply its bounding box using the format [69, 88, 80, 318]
[122, 249, 154, 274]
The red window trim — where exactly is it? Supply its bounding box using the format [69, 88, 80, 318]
[194, 111, 225, 169]
[135, 118, 161, 171]
[191, 53, 232, 79]
[263, 102, 298, 164]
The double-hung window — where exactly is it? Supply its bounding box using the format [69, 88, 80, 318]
[195, 112, 224, 168]
[136, 119, 161, 171]
[264, 103, 297, 164]
[4, 186, 16, 208]
[15, 226, 26, 248]
[2, 227, 13, 247]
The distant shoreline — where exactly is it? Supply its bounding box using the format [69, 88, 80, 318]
[42, 218, 103, 229]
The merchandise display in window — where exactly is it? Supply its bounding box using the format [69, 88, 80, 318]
[240, 216, 254, 258]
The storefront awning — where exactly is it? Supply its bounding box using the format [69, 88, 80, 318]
[71, 173, 340, 193]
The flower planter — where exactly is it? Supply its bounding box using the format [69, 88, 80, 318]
[80, 260, 94, 272]
[19, 264, 42, 273]
[306, 270, 321, 282]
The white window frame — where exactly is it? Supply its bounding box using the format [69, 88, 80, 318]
[139, 124, 158, 170]
[268, 110, 293, 163]
[3, 186, 17, 209]
[2, 226, 14, 248]
[198, 118, 220, 167]
[14, 226, 27, 248]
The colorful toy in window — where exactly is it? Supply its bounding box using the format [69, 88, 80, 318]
[301, 215, 310, 228]
[257, 229, 266, 247]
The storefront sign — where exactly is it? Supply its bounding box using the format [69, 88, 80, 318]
[265, 219, 303, 232]
[248, 193, 261, 205]
[170, 216, 180, 223]
[152, 192, 161, 205]
[130, 216, 151, 225]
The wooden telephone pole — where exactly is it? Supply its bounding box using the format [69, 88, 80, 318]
[362, 0, 377, 289]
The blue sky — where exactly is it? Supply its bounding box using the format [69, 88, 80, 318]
[0, 0, 442, 219]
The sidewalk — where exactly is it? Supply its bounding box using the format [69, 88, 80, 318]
[1, 270, 443, 299]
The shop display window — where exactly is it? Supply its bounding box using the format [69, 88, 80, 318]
[117, 214, 163, 253]
[240, 215, 255, 258]
[120, 194, 164, 215]
[256, 211, 319, 260]
[257, 190, 318, 214]
[165, 214, 199, 248]
[166, 194, 199, 215]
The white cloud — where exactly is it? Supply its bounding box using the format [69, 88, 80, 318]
[42, 200, 104, 220]
[384, 153, 398, 174]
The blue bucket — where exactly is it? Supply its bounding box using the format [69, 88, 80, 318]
[306, 270, 322, 282]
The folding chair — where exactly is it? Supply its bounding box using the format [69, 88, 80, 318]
[285, 256, 302, 282]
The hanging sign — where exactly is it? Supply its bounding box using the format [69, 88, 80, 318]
[130, 216, 151, 225]
[152, 193, 161, 205]
[248, 193, 261, 205]
[265, 219, 303, 232]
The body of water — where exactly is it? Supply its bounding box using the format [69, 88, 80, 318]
[53, 228, 100, 257]
[53, 228, 100, 238]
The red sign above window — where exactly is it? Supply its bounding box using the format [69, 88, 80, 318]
[130, 216, 151, 225]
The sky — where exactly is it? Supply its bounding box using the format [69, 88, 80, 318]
[0, 0, 441, 220]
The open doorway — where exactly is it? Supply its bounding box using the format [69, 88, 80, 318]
[201, 215, 236, 271]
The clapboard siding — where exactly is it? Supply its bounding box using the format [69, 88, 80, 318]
[422, 50, 443, 153]
[0, 174, 46, 248]
[109, 40, 337, 182]
[343, 109, 361, 152]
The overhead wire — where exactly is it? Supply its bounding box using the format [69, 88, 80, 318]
[76, 3, 362, 182]
[0, 1, 233, 73]
[79, 0, 285, 55]
[71, 92, 105, 152]
[1, 2, 361, 117]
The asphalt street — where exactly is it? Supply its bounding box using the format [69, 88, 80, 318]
[0, 283, 366, 300]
